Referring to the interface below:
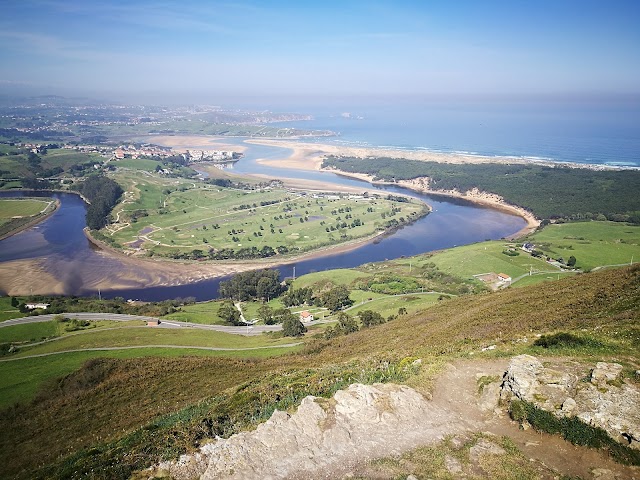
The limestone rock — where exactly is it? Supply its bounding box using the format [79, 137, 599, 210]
[561, 397, 577, 415]
[500, 355, 640, 450]
[590, 362, 623, 386]
[160, 383, 469, 480]
[500, 354, 544, 402]
[444, 454, 463, 474]
[469, 438, 506, 461]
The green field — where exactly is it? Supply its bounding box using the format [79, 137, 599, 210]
[0, 148, 102, 182]
[0, 198, 52, 226]
[0, 344, 299, 409]
[347, 293, 442, 318]
[163, 300, 232, 325]
[0, 319, 302, 408]
[0, 296, 23, 321]
[291, 269, 371, 289]
[104, 170, 426, 259]
[0, 320, 58, 343]
[0, 198, 57, 238]
[424, 240, 555, 281]
[525, 221, 640, 271]
[10, 326, 298, 358]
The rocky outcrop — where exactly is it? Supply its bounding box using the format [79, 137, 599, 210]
[153, 383, 470, 480]
[501, 355, 640, 449]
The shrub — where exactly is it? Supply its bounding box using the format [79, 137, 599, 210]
[533, 332, 604, 350]
[509, 400, 640, 465]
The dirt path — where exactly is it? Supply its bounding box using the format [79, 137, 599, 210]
[432, 359, 638, 479]
[157, 358, 638, 479]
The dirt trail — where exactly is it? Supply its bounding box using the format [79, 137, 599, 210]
[432, 359, 638, 479]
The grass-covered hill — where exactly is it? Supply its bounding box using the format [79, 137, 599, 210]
[1, 265, 638, 479]
[323, 156, 640, 222]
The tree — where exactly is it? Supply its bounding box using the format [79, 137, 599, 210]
[282, 313, 306, 337]
[567, 255, 577, 267]
[256, 276, 280, 301]
[319, 285, 353, 312]
[359, 309, 385, 327]
[336, 311, 359, 333]
[218, 301, 241, 326]
[257, 304, 274, 324]
[398, 307, 407, 315]
[219, 269, 283, 301]
[10, 297, 18, 308]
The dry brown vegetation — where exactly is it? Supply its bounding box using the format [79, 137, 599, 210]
[1, 265, 638, 479]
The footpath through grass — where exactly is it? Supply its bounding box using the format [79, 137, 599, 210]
[0, 265, 638, 479]
[10, 326, 297, 358]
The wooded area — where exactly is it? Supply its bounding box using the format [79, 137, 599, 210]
[323, 156, 640, 222]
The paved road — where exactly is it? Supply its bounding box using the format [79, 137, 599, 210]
[0, 312, 300, 336]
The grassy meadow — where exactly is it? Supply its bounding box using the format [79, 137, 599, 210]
[0, 265, 637, 479]
[0, 318, 302, 410]
[105, 169, 426, 258]
[525, 221, 640, 271]
[0, 297, 22, 322]
[0, 198, 50, 221]
[0, 148, 102, 182]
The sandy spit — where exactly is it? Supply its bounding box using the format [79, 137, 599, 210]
[244, 138, 540, 238]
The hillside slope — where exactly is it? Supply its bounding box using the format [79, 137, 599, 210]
[1, 265, 638, 479]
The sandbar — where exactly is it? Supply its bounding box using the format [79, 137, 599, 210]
[141, 135, 248, 153]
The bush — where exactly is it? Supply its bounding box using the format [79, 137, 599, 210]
[533, 332, 604, 350]
[509, 400, 640, 465]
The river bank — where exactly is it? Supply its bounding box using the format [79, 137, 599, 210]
[241, 138, 540, 238]
[0, 197, 60, 241]
[327, 171, 540, 239]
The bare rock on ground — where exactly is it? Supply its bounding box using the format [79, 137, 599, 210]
[501, 355, 640, 450]
[157, 383, 471, 480]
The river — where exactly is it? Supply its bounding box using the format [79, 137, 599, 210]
[0, 141, 525, 300]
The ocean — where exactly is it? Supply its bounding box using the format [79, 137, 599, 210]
[267, 97, 640, 167]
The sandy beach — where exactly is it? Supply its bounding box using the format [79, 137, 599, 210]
[244, 138, 540, 237]
[143, 135, 248, 154]
[247, 138, 567, 169]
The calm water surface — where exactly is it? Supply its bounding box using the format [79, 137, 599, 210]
[0, 141, 525, 300]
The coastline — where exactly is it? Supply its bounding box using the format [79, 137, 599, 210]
[242, 138, 540, 239]
[244, 138, 629, 172]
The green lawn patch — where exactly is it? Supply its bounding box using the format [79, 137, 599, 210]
[347, 293, 441, 318]
[162, 301, 229, 325]
[0, 296, 22, 321]
[104, 171, 426, 260]
[11, 326, 298, 358]
[0, 321, 57, 343]
[526, 221, 640, 271]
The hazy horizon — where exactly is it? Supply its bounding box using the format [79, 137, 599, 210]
[2, 1, 640, 105]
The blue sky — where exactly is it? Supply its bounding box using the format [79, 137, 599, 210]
[1, 0, 639, 102]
